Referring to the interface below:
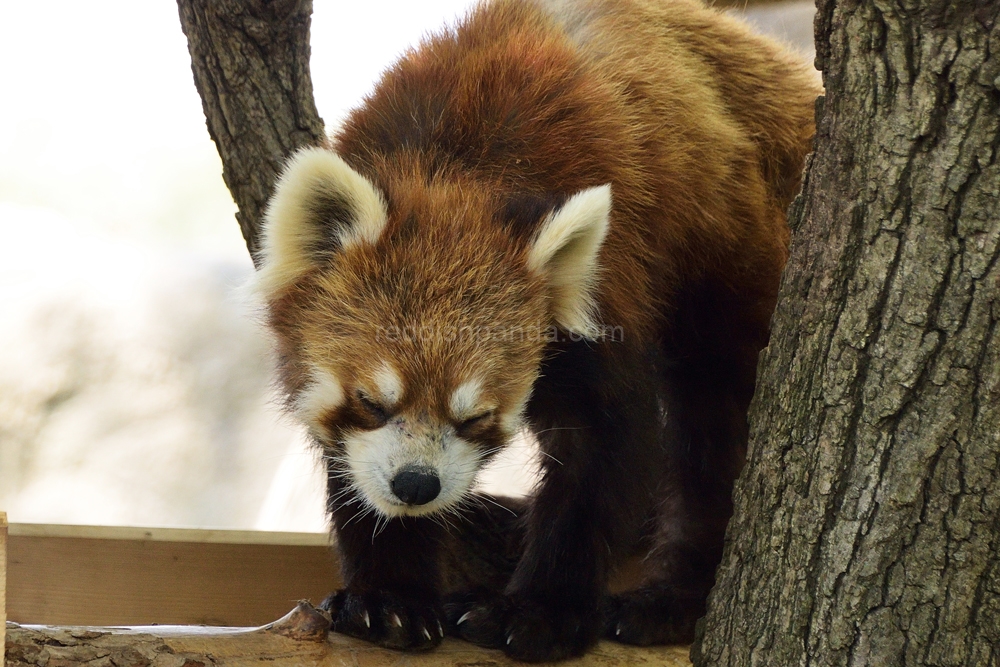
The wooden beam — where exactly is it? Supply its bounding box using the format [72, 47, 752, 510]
[7, 523, 340, 627]
[7, 601, 693, 666]
[2, 512, 7, 667]
[710, 0, 800, 7]
[5, 525, 692, 664]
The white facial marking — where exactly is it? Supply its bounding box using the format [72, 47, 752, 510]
[343, 419, 483, 518]
[450, 378, 485, 421]
[296, 369, 345, 423]
[373, 362, 403, 406]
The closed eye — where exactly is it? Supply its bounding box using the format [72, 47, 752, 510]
[357, 391, 390, 423]
[458, 410, 494, 430]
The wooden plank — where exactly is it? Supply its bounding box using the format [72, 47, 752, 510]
[7, 524, 341, 627]
[6, 602, 694, 667]
[8, 522, 330, 546]
[2, 512, 7, 667]
[710, 0, 797, 7]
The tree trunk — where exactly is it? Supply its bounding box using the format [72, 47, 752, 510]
[693, 2, 1000, 666]
[176, 0, 325, 264]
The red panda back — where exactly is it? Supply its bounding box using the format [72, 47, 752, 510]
[332, 0, 817, 344]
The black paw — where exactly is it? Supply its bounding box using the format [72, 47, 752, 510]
[602, 587, 702, 645]
[320, 589, 445, 651]
[445, 592, 599, 662]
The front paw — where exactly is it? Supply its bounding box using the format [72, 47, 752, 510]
[320, 589, 445, 651]
[445, 592, 599, 662]
[602, 587, 702, 645]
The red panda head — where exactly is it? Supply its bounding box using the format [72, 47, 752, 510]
[254, 147, 610, 518]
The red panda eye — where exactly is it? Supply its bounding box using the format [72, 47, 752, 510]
[459, 411, 494, 430]
[357, 392, 390, 423]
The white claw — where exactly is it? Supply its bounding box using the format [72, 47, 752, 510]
[391, 613, 403, 628]
[422, 627, 432, 641]
[363, 610, 370, 628]
[457, 611, 472, 626]
[615, 624, 622, 637]
[437, 620, 444, 637]
[507, 634, 514, 646]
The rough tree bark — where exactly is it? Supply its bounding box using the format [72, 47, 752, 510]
[176, 0, 325, 263]
[692, 2, 1000, 666]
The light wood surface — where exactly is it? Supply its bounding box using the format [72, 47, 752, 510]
[7, 602, 693, 667]
[712, 0, 800, 6]
[7, 523, 340, 626]
[2, 512, 7, 667]
[5, 524, 693, 665]
[8, 522, 330, 546]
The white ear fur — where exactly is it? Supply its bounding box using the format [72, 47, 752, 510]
[526, 184, 611, 339]
[253, 147, 388, 297]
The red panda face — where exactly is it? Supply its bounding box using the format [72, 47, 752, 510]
[255, 148, 611, 518]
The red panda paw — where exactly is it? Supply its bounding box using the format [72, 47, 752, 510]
[320, 589, 445, 651]
[601, 586, 703, 646]
[445, 591, 600, 662]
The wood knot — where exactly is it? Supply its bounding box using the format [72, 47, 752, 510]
[261, 600, 331, 641]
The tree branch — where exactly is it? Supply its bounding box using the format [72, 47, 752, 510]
[176, 0, 325, 264]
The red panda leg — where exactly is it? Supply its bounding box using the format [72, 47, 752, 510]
[447, 341, 668, 662]
[602, 278, 772, 645]
[322, 470, 526, 650]
[437, 494, 526, 595]
[601, 477, 728, 645]
[320, 471, 447, 650]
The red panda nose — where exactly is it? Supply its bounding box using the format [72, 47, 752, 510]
[390, 468, 441, 506]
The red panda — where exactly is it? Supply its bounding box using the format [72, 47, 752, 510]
[254, 0, 819, 661]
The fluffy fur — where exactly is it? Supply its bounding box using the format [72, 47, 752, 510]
[257, 0, 819, 661]
[526, 184, 611, 337]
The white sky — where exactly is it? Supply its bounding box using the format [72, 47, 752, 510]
[0, 0, 478, 260]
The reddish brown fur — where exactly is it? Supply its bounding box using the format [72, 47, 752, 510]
[332, 0, 816, 346]
[262, 0, 819, 661]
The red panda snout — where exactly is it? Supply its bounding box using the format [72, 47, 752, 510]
[296, 362, 528, 518]
[342, 411, 485, 518]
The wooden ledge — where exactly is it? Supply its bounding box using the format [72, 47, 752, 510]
[6, 601, 692, 667]
[7, 522, 339, 627]
[8, 522, 330, 546]
[2, 513, 7, 666]
[2, 522, 692, 665]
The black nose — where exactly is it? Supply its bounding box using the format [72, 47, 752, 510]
[390, 468, 441, 506]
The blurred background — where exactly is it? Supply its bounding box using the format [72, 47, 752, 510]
[0, 0, 815, 532]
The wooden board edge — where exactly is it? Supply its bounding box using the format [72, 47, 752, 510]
[2, 511, 7, 667]
[710, 0, 803, 8]
[8, 522, 329, 546]
[6, 601, 694, 667]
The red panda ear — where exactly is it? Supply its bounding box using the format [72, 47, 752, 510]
[526, 184, 612, 339]
[254, 147, 388, 297]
